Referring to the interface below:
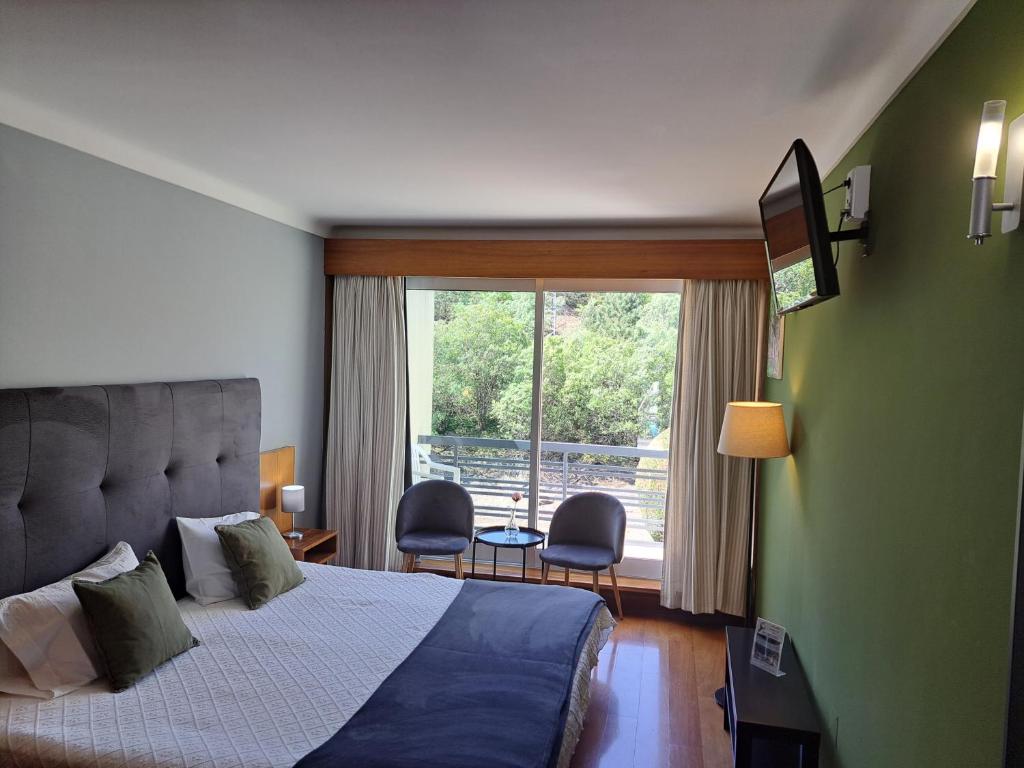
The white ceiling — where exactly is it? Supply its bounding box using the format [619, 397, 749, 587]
[0, 0, 974, 236]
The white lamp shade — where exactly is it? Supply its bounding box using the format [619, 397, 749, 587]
[717, 402, 790, 459]
[973, 99, 1007, 179]
[281, 485, 305, 514]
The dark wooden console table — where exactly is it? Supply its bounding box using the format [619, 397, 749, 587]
[724, 626, 822, 767]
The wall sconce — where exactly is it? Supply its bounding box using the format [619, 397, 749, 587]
[969, 100, 1024, 244]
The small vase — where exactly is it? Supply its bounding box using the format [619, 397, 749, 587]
[504, 505, 520, 537]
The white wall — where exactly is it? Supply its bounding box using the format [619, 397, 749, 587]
[405, 288, 435, 447]
[0, 124, 326, 525]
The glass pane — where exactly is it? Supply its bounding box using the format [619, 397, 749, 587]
[539, 291, 679, 573]
[407, 289, 535, 556]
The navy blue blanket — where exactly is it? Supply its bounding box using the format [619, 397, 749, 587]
[295, 579, 604, 768]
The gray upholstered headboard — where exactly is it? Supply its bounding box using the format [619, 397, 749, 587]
[0, 379, 260, 599]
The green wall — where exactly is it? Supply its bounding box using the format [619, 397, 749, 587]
[757, 1, 1024, 765]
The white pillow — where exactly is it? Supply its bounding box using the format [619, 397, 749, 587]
[0, 643, 50, 699]
[177, 511, 259, 605]
[0, 541, 139, 697]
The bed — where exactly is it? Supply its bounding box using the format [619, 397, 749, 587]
[0, 380, 613, 768]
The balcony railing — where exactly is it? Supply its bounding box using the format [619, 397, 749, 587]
[416, 434, 669, 543]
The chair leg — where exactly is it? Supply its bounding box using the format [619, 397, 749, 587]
[403, 553, 415, 573]
[591, 570, 600, 594]
[564, 568, 571, 586]
[608, 565, 623, 619]
[454, 553, 464, 580]
[541, 562, 549, 584]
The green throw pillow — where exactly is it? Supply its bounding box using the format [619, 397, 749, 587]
[216, 516, 304, 609]
[73, 551, 198, 692]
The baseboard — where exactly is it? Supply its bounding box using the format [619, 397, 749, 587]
[416, 558, 743, 626]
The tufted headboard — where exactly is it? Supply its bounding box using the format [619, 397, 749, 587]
[0, 379, 260, 599]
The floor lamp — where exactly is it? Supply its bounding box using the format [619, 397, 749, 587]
[714, 401, 790, 708]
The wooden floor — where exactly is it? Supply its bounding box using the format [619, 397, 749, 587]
[570, 616, 732, 768]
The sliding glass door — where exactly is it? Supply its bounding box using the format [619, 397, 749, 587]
[406, 282, 536, 543]
[407, 278, 680, 579]
[536, 287, 678, 579]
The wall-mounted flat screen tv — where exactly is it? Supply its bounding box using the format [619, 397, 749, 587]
[759, 139, 839, 314]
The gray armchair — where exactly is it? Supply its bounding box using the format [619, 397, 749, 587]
[395, 479, 474, 578]
[540, 492, 626, 617]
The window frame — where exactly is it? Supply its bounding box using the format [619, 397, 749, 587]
[406, 276, 680, 579]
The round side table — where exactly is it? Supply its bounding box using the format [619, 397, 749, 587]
[471, 526, 546, 582]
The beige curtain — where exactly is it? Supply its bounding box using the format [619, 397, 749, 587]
[661, 280, 767, 616]
[325, 276, 407, 571]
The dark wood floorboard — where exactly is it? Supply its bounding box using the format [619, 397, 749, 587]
[570, 617, 732, 768]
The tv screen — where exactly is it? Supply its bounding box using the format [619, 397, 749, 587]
[759, 139, 839, 314]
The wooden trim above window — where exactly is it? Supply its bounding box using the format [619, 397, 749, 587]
[324, 239, 768, 281]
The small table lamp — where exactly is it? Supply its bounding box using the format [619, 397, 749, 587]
[281, 484, 305, 540]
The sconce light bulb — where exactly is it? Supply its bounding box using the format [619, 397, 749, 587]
[973, 100, 1007, 179]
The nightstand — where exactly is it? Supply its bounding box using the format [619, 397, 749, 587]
[283, 528, 338, 564]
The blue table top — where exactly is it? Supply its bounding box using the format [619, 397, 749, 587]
[474, 526, 545, 548]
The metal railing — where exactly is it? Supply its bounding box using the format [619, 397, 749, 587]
[417, 434, 668, 537]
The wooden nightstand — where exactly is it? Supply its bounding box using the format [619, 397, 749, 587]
[284, 528, 338, 564]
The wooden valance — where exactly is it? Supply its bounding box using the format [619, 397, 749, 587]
[324, 239, 768, 281]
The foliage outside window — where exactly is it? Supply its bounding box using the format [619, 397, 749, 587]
[432, 291, 679, 448]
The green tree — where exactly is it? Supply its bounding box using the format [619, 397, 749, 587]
[772, 258, 815, 310]
[432, 292, 533, 437]
[636, 292, 680, 432]
[432, 289, 680, 455]
[494, 291, 679, 449]
[580, 292, 649, 340]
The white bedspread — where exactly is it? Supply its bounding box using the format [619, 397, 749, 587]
[1, 564, 460, 768]
[0, 564, 611, 768]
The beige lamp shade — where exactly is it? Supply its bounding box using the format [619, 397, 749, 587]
[717, 402, 790, 458]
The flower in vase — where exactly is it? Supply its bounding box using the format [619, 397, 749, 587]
[505, 492, 523, 536]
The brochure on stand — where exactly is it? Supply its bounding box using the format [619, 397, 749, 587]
[750, 617, 787, 677]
